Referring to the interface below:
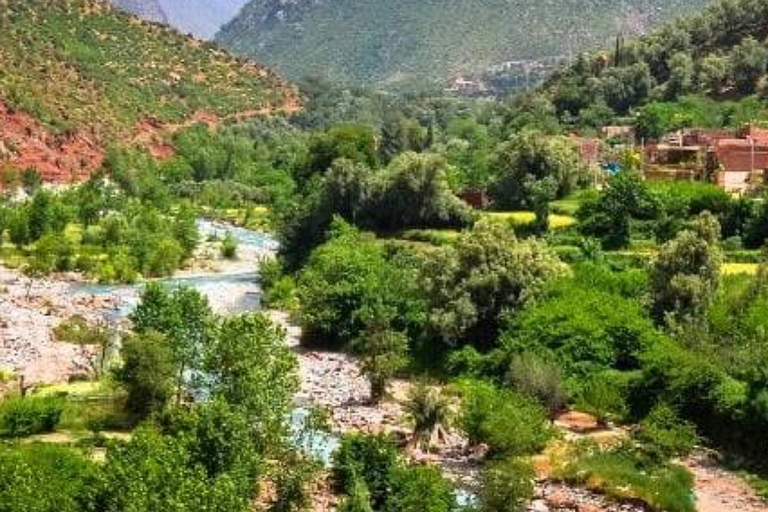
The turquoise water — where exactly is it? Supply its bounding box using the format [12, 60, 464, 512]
[70, 220, 273, 321]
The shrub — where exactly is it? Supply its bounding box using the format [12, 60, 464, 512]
[385, 465, 457, 512]
[0, 396, 65, 438]
[221, 232, 238, 260]
[0, 444, 95, 512]
[506, 352, 567, 417]
[333, 434, 399, 509]
[635, 404, 699, 462]
[459, 380, 554, 457]
[573, 371, 632, 426]
[479, 457, 535, 512]
[338, 478, 375, 512]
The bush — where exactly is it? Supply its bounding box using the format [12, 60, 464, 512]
[221, 232, 238, 260]
[506, 352, 567, 417]
[479, 457, 535, 512]
[573, 371, 632, 426]
[385, 465, 457, 512]
[333, 434, 399, 509]
[459, 380, 554, 457]
[635, 404, 699, 462]
[0, 444, 95, 512]
[0, 396, 65, 438]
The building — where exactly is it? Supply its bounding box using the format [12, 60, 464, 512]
[644, 126, 768, 194]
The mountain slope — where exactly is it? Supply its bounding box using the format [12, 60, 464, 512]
[216, 0, 715, 88]
[109, 0, 250, 39]
[539, 0, 768, 125]
[0, 0, 298, 181]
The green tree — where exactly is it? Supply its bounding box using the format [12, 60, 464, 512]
[577, 171, 659, 249]
[131, 284, 215, 400]
[422, 223, 565, 348]
[371, 152, 472, 232]
[730, 37, 768, 94]
[206, 314, 298, 449]
[115, 331, 176, 419]
[650, 213, 722, 323]
[490, 131, 585, 211]
[352, 304, 410, 404]
[93, 428, 252, 512]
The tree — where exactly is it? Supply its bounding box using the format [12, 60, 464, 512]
[490, 131, 586, 211]
[205, 313, 298, 449]
[297, 220, 426, 349]
[20, 168, 41, 195]
[577, 171, 660, 249]
[371, 152, 471, 232]
[131, 284, 215, 401]
[422, 223, 566, 348]
[114, 332, 176, 418]
[730, 37, 768, 94]
[352, 304, 410, 404]
[697, 53, 729, 95]
[160, 400, 260, 482]
[650, 213, 722, 323]
[93, 428, 252, 512]
[666, 52, 694, 98]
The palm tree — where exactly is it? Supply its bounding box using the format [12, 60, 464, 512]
[403, 383, 451, 453]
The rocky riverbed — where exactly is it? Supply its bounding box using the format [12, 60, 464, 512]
[0, 268, 115, 384]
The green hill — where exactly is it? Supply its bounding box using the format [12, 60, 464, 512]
[215, 0, 714, 89]
[538, 0, 768, 131]
[0, 0, 297, 181]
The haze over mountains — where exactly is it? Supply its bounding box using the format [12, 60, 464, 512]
[110, 0, 249, 38]
[216, 0, 716, 89]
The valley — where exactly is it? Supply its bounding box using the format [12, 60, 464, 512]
[4, 0, 768, 512]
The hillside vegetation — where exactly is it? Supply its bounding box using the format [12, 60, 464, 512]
[541, 0, 768, 129]
[216, 0, 712, 88]
[0, 0, 294, 135]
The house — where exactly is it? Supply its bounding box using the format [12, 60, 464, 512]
[712, 138, 768, 194]
[644, 126, 768, 194]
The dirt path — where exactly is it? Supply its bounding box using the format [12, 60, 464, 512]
[130, 97, 301, 157]
[684, 453, 768, 512]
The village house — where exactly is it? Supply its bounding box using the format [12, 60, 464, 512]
[644, 126, 768, 194]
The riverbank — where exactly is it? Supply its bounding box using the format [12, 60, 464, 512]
[0, 267, 115, 384]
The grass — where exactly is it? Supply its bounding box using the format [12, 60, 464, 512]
[553, 443, 696, 512]
[33, 381, 130, 433]
[481, 211, 577, 230]
[721, 263, 759, 276]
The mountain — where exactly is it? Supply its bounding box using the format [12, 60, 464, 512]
[0, 0, 298, 182]
[110, 0, 250, 39]
[215, 0, 715, 89]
